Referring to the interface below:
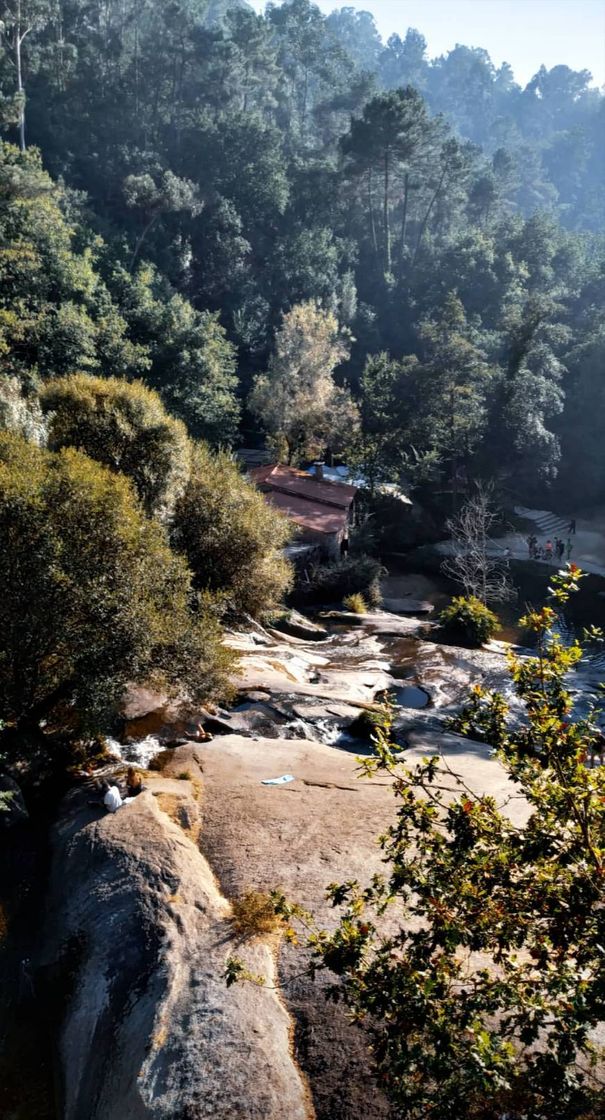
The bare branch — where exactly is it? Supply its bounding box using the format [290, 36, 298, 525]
[442, 483, 516, 605]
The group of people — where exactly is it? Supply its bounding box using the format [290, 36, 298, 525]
[525, 516, 577, 564]
[526, 533, 573, 564]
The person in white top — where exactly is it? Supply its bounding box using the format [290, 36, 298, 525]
[102, 783, 123, 813]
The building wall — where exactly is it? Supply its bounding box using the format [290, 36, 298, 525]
[295, 526, 342, 559]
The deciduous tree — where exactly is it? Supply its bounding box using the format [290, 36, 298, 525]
[249, 300, 358, 464]
[441, 484, 515, 604]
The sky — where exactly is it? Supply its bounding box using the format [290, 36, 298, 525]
[249, 0, 605, 88]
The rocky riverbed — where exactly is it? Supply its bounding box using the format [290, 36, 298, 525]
[112, 605, 528, 767]
[4, 574, 604, 1120]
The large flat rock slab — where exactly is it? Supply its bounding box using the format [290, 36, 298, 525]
[405, 729, 530, 827]
[188, 736, 395, 1120]
[322, 610, 425, 637]
[44, 773, 312, 1120]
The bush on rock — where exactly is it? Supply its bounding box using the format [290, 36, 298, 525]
[303, 555, 383, 607]
[343, 592, 367, 614]
[439, 595, 499, 646]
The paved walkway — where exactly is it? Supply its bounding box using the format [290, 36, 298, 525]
[437, 506, 605, 579]
[509, 506, 605, 578]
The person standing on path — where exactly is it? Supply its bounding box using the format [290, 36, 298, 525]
[566, 538, 573, 561]
[569, 518, 576, 535]
[545, 539, 553, 561]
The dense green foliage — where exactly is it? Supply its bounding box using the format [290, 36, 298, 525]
[0, 432, 232, 738]
[439, 594, 500, 646]
[170, 442, 293, 616]
[41, 374, 191, 516]
[0, 0, 601, 502]
[248, 569, 605, 1119]
[0, 142, 240, 444]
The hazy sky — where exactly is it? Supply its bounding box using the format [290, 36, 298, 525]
[249, 0, 605, 88]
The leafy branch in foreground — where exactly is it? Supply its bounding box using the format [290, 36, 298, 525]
[228, 565, 605, 1119]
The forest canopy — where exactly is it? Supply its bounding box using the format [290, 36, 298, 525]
[0, 0, 602, 504]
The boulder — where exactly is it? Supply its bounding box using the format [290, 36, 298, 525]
[270, 610, 328, 642]
[359, 611, 427, 638]
[44, 769, 311, 1120]
[122, 684, 172, 722]
[238, 690, 272, 704]
[381, 597, 434, 615]
[319, 609, 425, 637]
[203, 701, 292, 739]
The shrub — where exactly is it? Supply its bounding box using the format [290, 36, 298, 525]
[303, 554, 384, 606]
[231, 890, 284, 940]
[41, 374, 191, 517]
[0, 790, 15, 815]
[0, 433, 233, 742]
[439, 595, 499, 646]
[170, 443, 293, 618]
[343, 592, 367, 614]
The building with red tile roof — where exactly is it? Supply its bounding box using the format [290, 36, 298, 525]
[250, 464, 357, 557]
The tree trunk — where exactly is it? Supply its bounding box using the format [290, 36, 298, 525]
[55, 2, 65, 94]
[243, 61, 250, 113]
[368, 168, 378, 257]
[301, 67, 308, 139]
[383, 146, 391, 274]
[15, 18, 26, 152]
[449, 383, 457, 518]
[412, 168, 447, 266]
[398, 172, 410, 270]
[134, 20, 140, 127]
[129, 212, 161, 272]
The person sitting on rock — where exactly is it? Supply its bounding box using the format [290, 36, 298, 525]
[103, 781, 123, 813]
[125, 767, 144, 797]
[88, 778, 127, 812]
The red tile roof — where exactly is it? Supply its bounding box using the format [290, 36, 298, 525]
[262, 489, 349, 535]
[250, 464, 357, 537]
[250, 464, 357, 509]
